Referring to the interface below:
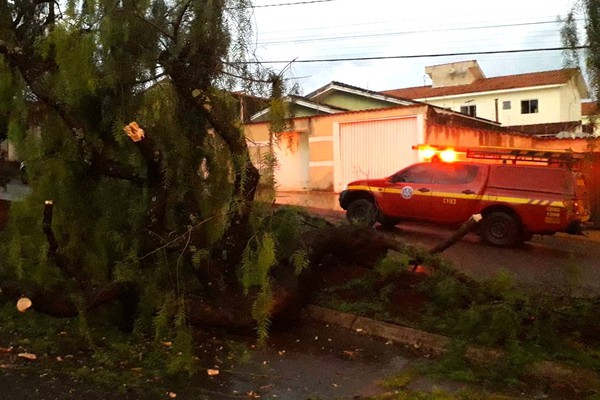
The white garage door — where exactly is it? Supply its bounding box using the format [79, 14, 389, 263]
[336, 116, 420, 192]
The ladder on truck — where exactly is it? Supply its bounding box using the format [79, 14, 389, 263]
[465, 146, 584, 169]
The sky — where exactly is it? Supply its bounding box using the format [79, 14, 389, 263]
[249, 0, 583, 95]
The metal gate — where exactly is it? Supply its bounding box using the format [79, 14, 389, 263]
[275, 132, 309, 191]
[336, 116, 420, 192]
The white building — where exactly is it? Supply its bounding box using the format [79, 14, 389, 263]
[382, 60, 590, 136]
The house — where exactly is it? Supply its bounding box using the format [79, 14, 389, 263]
[382, 60, 590, 136]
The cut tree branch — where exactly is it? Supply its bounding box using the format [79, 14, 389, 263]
[428, 214, 482, 254]
[42, 200, 58, 260]
[41, 200, 88, 288]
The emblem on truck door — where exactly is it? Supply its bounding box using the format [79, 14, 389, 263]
[402, 186, 414, 199]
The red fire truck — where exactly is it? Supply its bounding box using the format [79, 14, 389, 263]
[338, 146, 590, 247]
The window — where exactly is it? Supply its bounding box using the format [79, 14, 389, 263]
[433, 164, 480, 185]
[521, 99, 538, 114]
[460, 105, 476, 117]
[392, 164, 433, 184]
[502, 101, 511, 110]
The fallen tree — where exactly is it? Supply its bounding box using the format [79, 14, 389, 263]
[2, 204, 482, 334]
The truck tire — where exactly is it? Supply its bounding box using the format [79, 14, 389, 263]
[346, 199, 377, 227]
[378, 215, 400, 230]
[480, 211, 521, 247]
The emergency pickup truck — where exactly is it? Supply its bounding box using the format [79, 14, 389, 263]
[339, 160, 590, 247]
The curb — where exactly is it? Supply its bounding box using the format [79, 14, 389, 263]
[303, 304, 600, 392]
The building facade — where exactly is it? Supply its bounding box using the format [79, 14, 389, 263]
[382, 60, 589, 134]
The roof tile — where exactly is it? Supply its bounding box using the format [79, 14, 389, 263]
[582, 101, 598, 116]
[382, 68, 580, 99]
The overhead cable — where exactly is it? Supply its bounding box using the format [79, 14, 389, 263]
[258, 19, 577, 45]
[229, 0, 337, 9]
[232, 46, 589, 65]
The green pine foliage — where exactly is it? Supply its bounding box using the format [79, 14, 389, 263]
[375, 252, 412, 278]
[241, 233, 276, 294]
[38, 26, 99, 104]
[252, 285, 274, 346]
[290, 249, 310, 275]
[166, 299, 197, 375]
[240, 232, 276, 343]
[239, 206, 315, 342]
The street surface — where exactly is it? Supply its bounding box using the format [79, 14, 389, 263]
[278, 187, 600, 297]
[387, 222, 600, 297]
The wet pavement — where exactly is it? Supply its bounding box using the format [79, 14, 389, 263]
[188, 320, 417, 399]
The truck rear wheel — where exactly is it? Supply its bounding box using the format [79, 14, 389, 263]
[346, 199, 377, 227]
[481, 212, 521, 247]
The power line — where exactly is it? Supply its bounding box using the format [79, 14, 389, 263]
[259, 13, 574, 35]
[231, 0, 337, 8]
[235, 46, 589, 65]
[258, 19, 575, 45]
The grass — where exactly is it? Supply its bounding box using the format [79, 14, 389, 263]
[312, 252, 600, 392]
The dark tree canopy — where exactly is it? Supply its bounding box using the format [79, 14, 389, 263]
[0, 0, 298, 345]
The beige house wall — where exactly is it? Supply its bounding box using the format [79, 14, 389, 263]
[308, 166, 334, 191]
[426, 123, 528, 149]
[309, 141, 333, 162]
[558, 82, 584, 123]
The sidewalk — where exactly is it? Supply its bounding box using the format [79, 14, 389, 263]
[275, 190, 345, 222]
[304, 305, 600, 395]
[275, 190, 342, 212]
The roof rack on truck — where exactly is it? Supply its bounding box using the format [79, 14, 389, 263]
[465, 146, 583, 168]
[413, 144, 585, 169]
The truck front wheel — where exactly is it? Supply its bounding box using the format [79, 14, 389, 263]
[481, 212, 521, 247]
[346, 199, 377, 227]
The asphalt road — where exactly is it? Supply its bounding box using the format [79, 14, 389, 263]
[387, 222, 600, 297]
[275, 191, 600, 297]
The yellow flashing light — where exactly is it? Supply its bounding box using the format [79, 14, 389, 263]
[414, 144, 459, 162]
[440, 149, 457, 163]
[421, 147, 437, 160]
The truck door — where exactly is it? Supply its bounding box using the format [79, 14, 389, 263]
[428, 163, 486, 223]
[379, 163, 434, 219]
